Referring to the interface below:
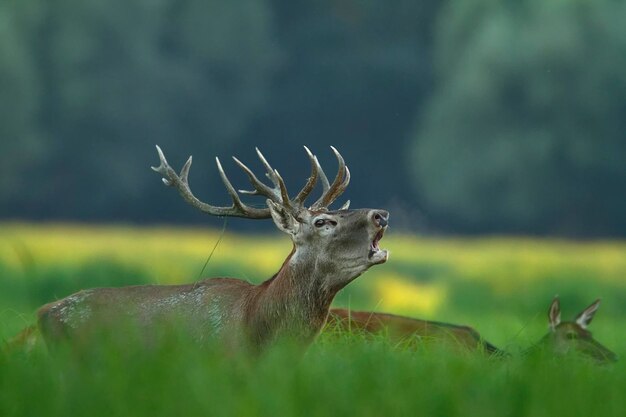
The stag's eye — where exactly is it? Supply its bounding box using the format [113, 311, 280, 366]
[314, 219, 326, 227]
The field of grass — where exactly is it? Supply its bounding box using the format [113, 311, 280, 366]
[1, 223, 626, 416]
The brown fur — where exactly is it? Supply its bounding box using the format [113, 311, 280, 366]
[327, 309, 503, 355]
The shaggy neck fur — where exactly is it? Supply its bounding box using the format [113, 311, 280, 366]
[244, 246, 341, 349]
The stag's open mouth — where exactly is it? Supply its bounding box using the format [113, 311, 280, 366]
[368, 228, 388, 264]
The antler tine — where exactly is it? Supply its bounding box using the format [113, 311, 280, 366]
[326, 165, 351, 208]
[151, 145, 176, 186]
[215, 157, 276, 218]
[180, 156, 193, 185]
[234, 151, 295, 209]
[316, 155, 330, 193]
[309, 154, 330, 209]
[329, 146, 346, 185]
[255, 147, 280, 187]
[293, 146, 319, 205]
[231, 156, 280, 201]
[312, 146, 349, 209]
[273, 170, 292, 210]
[215, 157, 246, 210]
[151, 145, 270, 219]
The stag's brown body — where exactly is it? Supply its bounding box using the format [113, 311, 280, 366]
[36, 146, 389, 351]
[327, 309, 502, 354]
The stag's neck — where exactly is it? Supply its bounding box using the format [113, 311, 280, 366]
[246, 247, 338, 346]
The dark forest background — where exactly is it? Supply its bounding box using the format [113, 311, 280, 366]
[1, 0, 625, 236]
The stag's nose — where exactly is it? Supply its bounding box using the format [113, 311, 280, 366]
[372, 210, 389, 228]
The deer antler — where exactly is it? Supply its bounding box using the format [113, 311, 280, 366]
[151, 145, 350, 219]
[152, 145, 271, 218]
[311, 146, 351, 210]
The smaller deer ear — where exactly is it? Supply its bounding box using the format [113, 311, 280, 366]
[575, 299, 601, 329]
[548, 296, 561, 331]
[267, 199, 299, 236]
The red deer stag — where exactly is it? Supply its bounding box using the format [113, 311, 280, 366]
[36, 146, 389, 351]
[327, 297, 617, 362]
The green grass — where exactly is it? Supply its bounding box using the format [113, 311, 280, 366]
[1, 223, 625, 416]
[1, 332, 624, 417]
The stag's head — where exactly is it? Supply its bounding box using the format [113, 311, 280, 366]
[152, 145, 389, 289]
[540, 297, 617, 363]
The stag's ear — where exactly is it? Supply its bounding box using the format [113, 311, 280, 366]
[548, 296, 561, 331]
[575, 299, 601, 329]
[267, 199, 300, 236]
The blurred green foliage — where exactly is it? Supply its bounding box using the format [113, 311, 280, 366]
[1, 0, 625, 236]
[412, 0, 626, 235]
[0, 0, 279, 219]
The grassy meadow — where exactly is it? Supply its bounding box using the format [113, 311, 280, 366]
[1, 223, 626, 416]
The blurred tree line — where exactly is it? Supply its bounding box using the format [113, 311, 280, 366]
[1, 0, 625, 236]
